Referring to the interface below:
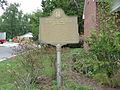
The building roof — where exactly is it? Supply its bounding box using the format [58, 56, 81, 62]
[95, 0, 120, 11]
[111, 0, 120, 11]
[20, 32, 33, 38]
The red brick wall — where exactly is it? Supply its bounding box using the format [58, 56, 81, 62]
[84, 0, 97, 50]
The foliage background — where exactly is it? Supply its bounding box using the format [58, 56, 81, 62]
[0, 0, 84, 41]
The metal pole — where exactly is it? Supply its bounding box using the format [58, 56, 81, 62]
[56, 44, 61, 86]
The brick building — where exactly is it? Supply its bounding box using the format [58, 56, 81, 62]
[83, 0, 120, 50]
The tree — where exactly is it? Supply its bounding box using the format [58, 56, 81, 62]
[0, 3, 31, 39]
[0, 3, 42, 40]
[41, 0, 84, 34]
[0, 0, 7, 9]
[27, 10, 42, 40]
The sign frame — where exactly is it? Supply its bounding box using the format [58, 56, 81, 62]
[39, 8, 79, 46]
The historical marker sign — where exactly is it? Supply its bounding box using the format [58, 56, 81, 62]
[39, 8, 79, 45]
[39, 8, 79, 86]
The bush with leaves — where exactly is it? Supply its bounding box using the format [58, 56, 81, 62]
[71, 48, 120, 87]
[88, 0, 120, 80]
[89, 0, 120, 62]
[72, 0, 120, 87]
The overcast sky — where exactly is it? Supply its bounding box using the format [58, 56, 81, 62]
[0, 0, 42, 16]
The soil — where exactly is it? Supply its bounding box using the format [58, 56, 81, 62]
[67, 71, 120, 90]
[35, 73, 120, 90]
[35, 48, 120, 90]
[64, 56, 120, 90]
[35, 75, 53, 90]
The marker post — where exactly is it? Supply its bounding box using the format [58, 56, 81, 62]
[56, 44, 62, 86]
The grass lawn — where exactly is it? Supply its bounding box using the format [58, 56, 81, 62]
[0, 58, 20, 89]
[0, 48, 93, 90]
[0, 56, 53, 89]
[0, 49, 56, 90]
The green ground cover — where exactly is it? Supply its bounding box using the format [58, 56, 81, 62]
[0, 57, 22, 90]
[0, 55, 54, 89]
[0, 48, 93, 90]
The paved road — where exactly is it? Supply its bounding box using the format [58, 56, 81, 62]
[0, 43, 38, 61]
[0, 46, 14, 61]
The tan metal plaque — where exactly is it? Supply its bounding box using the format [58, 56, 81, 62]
[39, 8, 79, 45]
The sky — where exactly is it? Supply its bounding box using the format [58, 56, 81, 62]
[0, 0, 42, 16]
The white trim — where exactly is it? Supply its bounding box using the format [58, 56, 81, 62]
[111, 2, 120, 11]
[83, 0, 87, 19]
[83, 14, 85, 19]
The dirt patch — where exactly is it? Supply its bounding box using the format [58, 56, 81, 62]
[35, 75, 53, 90]
[63, 56, 120, 90]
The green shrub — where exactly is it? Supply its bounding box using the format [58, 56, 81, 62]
[65, 1, 120, 86]
[93, 72, 120, 87]
[82, 0, 120, 87]
[88, 0, 120, 62]
[71, 48, 91, 62]
[71, 49, 108, 77]
[71, 48, 120, 87]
